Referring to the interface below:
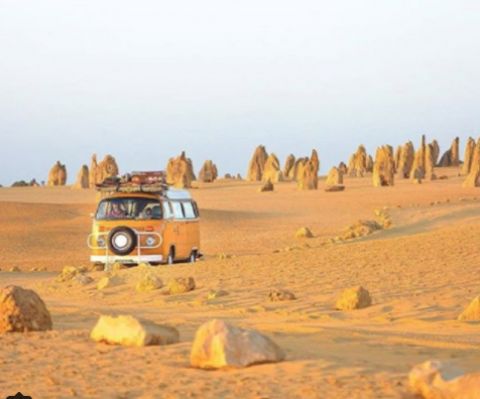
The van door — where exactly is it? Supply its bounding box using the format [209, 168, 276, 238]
[181, 200, 200, 257]
[170, 201, 188, 258]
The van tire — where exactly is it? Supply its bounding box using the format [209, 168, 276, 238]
[167, 247, 175, 265]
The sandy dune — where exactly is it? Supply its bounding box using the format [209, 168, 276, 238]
[1, 170, 480, 398]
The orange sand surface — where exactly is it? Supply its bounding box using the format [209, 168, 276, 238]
[1, 169, 480, 398]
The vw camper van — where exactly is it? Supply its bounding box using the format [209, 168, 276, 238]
[87, 172, 200, 267]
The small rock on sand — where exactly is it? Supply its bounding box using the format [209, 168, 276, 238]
[97, 276, 122, 290]
[458, 296, 480, 321]
[207, 289, 229, 300]
[167, 277, 196, 294]
[136, 274, 163, 293]
[0, 285, 53, 333]
[336, 286, 372, 310]
[325, 185, 345, 192]
[268, 289, 296, 301]
[90, 315, 179, 346]
[295, 227, 314, 238]
[190, 319, 285, 369]
[9, 266, 21, 272]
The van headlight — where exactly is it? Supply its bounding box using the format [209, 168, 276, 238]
[146, 236, 156, 247]
[97, 237, 106, 247]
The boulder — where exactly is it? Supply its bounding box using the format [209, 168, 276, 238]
[325, 167, 343, 187]
[268, 289, 296, 301]
[198, 160, 218, 183]
[0, 285, 52, 333]
[372, 145, 395, 187]
[463, 138, 480, 188]
[89, 154, 119, 187]
[262, 154, 283, 183]
[397, 141, 415, 178]
[73, 165, 89, 189]
[90, 315, 179, 346]
[136, 274, 163, 293]
[297, 149, 320, 190]
[167, 277, 195, 294]
[458, 296, 480, 321]
[462, 137, 476, 175]
[348, 145, 368, 177]
[190, 319, 285, 369]
[247, 145, 268, 181]
[282, 154, 295, 179]
[166, 151, 195, 188]
[409, 360, 480, 399]
[295, 227, 314, 238]
[438, 137, 460, 167]
[335, 286, 372, 310]
[47, 161, 67, 186]
[259, 179, 274, 192]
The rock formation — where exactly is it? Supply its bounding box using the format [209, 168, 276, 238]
[348, 145, 368, 177]
[462, 137, 476, 175]
[268, 289, 296, 302]
[295, 227, 314, 238]
[90, 315, 179, 346]
[336, 286, 372, 310]
[190, 319, 285, 369]
[0, 285, 52, 333]
[166, 151, 195, 188]
[198, 160, 218, 183]
[410, 135, 436, 182]
[366, 155, 374, 172]
[325, 167, 343, 187]
[372, 145, 395, 187]
[338, 162, 348, 175]
[409, 360, 480, 399]
[73, 165, 89, 189]
[47, 161, 67, 186]
[247, 145, 268, 181]
[458, 296, 480, 321]
[463, 138, 480, 188]
[282, 154, 295, 179]
[262, 153, 283, 183]
[431, 139, 440, 165]
[291, 157, 308, 180]
[397, 141, 415, 178]
[297, 149, 320, 190]
[89, 154, 119, 187]
[438, 137, 460, 167]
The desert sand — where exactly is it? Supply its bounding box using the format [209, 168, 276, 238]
[1, 168, 480, 398]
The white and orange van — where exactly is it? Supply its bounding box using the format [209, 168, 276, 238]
[87, 172, 200, 267]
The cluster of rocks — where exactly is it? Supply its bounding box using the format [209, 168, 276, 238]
[247, 145, 320, 191]
[348, 145, 374, 177]
[11, 179, 41, 187]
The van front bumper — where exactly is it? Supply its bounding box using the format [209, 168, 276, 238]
[90, 255, 163, 264]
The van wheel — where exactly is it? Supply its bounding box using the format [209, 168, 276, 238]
[189, 250, 197, 263]
[167, 247, 175, 265]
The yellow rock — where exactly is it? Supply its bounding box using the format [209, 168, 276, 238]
[336, 286, 372, 310]
[90, 315, 179, 346]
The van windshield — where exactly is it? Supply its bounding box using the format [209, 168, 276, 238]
[96, 198, 162, 220]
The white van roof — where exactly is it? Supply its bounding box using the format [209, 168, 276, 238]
[164, 188, 192, 200]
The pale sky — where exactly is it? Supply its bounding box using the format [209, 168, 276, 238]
[1, 1, 479, 184]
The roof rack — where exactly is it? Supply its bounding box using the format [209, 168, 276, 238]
[95, 171, 169, 194]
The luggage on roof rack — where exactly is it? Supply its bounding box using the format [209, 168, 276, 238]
[95, 171, 168, 194]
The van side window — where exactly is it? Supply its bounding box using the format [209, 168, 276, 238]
[192, 201, 200, 217]
[163, 201, 174, 219]
[171, 201, 184, 219]
[182, 201, 196, 219]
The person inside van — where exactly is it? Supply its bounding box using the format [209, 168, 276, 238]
[139, 207, 153, 219]
[108, 202, 126, 219]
